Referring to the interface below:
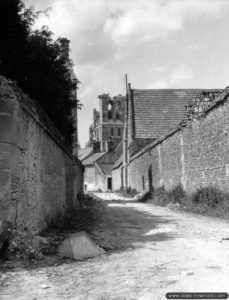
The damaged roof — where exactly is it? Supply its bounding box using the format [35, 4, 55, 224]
[131, 89, 222, 139]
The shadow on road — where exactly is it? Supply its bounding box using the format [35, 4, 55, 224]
[0, 193, 178, 271]
[84, 194, 178, 252]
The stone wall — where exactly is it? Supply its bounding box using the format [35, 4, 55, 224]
[94, 164, 107, 192]
[112, 166, 123, 191]
[129, 87, 229, 194]
[0, 76, 83, 234]
[84, 166, 95, 191]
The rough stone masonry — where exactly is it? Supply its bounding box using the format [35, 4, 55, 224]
[128, 87, 229, 194]
[0, 76, 83, 234]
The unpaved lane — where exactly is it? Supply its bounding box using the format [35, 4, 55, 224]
[1, 192, 229, 300]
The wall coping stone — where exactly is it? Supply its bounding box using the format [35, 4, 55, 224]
[0, 76, 83, 169]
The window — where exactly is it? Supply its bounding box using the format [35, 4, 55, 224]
[108, 102, 112, 119]
[116, 113, 120, 120]
[111, 128, 114, 136]
[118, 128, 121, 136]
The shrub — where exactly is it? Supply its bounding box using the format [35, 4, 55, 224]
[192, 186, 227, 208]
[170, 183, 186, 204]
[117, 187, 138, 198]
[0, 0, 78, 143]
[152, 186, 170, 206]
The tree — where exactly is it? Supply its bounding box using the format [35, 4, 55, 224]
[0, 0, 78, 143]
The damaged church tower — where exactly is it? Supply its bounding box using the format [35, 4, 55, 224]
[90, 94, 125, 152]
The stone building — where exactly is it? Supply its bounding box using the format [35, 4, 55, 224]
[118, 83, 222, 191]
[89, 94, 125, 152]
[79, 139, 122, 192]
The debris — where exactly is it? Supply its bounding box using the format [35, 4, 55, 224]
[167, 203, 180, 211]
[0, 220, 13, 260]
[0, 220, 13, 249]
[134, 191, 150, 202]
[32, 236, 49, 248]
[7, 230, 43, 261]
[58, 231, 105, 260]
[181, 271, 195, 276]
[40, 284, 50, 289]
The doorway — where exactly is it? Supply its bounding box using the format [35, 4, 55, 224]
[107, 177, 112, 191]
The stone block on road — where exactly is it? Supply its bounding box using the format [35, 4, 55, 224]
[58, 231, 105, 260]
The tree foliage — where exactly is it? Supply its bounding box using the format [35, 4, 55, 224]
[0, 0, 78, 143]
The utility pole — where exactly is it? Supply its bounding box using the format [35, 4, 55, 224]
[123, 74, 129, 190]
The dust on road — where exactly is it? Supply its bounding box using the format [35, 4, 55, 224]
[1, 192, 229, 300]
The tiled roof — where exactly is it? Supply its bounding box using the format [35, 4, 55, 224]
[78, 147, 93, 161]
[82, 152, 105, 166]
[113, 154, 123, 170]
[114, 141, 123, 157]
[96, 151, 120, 175]
[132, 89, 222, 139]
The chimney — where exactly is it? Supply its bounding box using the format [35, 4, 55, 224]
[92, 140, 101, 153]
[59, 38, 70, 60]
[106, 139, 114, 152]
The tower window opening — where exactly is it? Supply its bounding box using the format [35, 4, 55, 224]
[108, 102, 112, 119]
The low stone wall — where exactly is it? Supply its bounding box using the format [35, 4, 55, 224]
[129, 87, 229, 194]
[0, 76, 83, 234]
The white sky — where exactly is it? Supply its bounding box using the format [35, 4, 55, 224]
[24, 0, 229, 147]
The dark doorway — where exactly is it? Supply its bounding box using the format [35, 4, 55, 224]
[148, 165, 153, 193]
[107, 177, 112, 191]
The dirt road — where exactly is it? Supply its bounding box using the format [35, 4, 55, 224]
[1, 192, 229, 300]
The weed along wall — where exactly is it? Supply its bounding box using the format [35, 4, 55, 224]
[0, 76, 83, 234]
[129, 87, 229, 195]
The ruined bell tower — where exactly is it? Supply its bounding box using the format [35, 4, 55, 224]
[91, 94, 125, 152]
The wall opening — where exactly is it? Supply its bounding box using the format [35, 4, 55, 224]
[107, 177, 112, 191]
[142, 176, 145, 191]
[108, 102, 113, 119]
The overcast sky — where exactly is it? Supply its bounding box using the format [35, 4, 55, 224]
[24, 0, 229, 147]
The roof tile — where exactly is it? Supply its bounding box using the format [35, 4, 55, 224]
[132, 89, 222, 139]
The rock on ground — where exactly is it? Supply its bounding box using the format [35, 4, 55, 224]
[58, 231, 105, 260]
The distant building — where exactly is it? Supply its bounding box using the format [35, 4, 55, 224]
[89, 94, 125, 152]
[79, 94, 125, 192]
[79, 140, 121, 192]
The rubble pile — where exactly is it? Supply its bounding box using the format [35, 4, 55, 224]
[0, 220, 43, 261]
